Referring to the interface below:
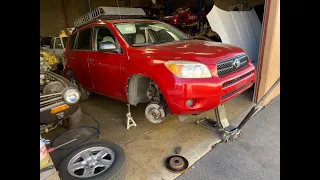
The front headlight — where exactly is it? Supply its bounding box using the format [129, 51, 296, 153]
[63, 88, 80, 104]
[164, 61, 212, 78]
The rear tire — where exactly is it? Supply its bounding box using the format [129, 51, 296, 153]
[68, 71, 90, 100]
[63, 106, 82, 130]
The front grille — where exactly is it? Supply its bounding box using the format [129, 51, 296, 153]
[40, 93, 63, 108]
[222, 71, 253, 88]
[221, 82, 252, 100]
[217, 54, 248, 77]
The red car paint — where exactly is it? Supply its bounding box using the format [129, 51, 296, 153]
[159, 7, 206, 26]
[64, 19, 256, 115]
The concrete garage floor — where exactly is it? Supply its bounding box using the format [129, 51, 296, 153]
[42, 87, 254, 180]
[177, 96, 280, 180]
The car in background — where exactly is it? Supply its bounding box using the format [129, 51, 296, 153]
[46, 36, 68, 60]
[40, 48, 59, 72]
[159, 7, 206, 28]
[40, 36, 53, 48]
[41, 36, 68, 73]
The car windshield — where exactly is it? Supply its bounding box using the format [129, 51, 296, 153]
[114, 22, 190, 47]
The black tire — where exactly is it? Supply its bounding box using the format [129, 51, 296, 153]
[63, 106, 82, 130]
[68, 70, 90, 100]
[58, 142, 126, 180]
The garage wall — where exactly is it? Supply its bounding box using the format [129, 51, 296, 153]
[40, 0, 128, 36]
[40, 0, 265, 35]
[255, 0, 280, 105]
[40, 0, 66, 36]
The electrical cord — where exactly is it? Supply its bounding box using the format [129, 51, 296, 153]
[51, 110, 101, 151]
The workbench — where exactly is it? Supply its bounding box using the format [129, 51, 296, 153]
[40, 136, 60, 180]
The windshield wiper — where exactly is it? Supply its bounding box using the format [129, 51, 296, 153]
[152, 40, 171, 44]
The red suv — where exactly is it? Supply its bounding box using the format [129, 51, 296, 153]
[64, 19, 256, 123]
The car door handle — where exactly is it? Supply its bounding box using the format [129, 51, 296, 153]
[88, 59, 94, 62]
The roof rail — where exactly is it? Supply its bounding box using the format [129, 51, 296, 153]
[74, 7, 146, 28]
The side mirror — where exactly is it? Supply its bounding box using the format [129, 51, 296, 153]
[98, 41, 116, 52]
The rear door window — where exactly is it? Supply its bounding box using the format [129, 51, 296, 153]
[75, 28, 92, 50]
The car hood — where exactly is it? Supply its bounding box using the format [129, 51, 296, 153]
[206, 5, 262, 67]
[136, 40, 246, 65]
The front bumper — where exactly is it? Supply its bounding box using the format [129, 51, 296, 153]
[165, 63, 256, 115]
[40, 102, 80, 124]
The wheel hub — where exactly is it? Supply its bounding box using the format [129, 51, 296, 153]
[149, 108, 161, 119]
[169, 157, 184, 169]
[165, 155, 189, 173]
[145, 103, 166, 123]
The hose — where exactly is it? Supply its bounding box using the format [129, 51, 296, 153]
[50, 110, 101, 151]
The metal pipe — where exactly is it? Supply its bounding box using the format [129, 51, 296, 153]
[197, 0, 202, 32]
[61, 0, 70, 28]
[237, 77, 280, 130]
[47, 137, 77, 153]
[87, 0, 92, 12]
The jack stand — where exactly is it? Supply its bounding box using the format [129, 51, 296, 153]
[126, 104, 137, 129]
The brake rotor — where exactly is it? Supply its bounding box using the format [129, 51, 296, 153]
[165, 155, 189, 173]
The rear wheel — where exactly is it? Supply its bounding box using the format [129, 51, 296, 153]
[68, 71, 89, 100]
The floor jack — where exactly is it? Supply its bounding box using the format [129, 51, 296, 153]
[196, 77, 280, 142]
[126, 104, 137, 129]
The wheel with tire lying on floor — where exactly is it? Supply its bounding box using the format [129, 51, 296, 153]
[58, 141, 126, 180]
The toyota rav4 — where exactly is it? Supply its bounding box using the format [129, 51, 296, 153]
[63, 8, 256, 123]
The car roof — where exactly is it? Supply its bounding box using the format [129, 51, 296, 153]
[72, 19, 162, 33]
[106, 19, 159, 24]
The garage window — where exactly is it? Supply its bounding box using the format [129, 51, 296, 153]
[75, 28, 92, 50]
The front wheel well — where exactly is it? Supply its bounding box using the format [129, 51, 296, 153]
[127, 75, 151, 106]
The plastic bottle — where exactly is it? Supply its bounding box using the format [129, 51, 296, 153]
[40, 139, 50, 168]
